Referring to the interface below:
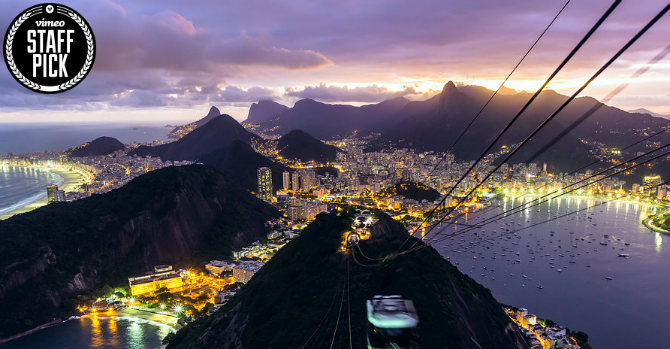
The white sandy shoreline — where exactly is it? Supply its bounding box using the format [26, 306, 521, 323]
[0, 166, 84, 220]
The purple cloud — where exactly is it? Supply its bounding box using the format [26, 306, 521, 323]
[284, 83, 420, 102]
[0, 0, 668, 119]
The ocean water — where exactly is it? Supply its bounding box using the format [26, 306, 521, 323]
[0, 166, 62, 216]
[433, 196, 667, 349]
[0, 316, 175, 349]
[0, 123, 171, 155]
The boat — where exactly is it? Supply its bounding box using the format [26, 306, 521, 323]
[605, 276, 613, 280]
[537, 285, 543, 289]
[557, 268, 563, 272]
[618, 253, 630, 258]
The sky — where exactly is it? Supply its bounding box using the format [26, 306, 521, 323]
[1, 0, 669, 123]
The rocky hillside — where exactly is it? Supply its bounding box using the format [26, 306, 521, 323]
[243, 100, 288, 124]
[130, 115, 253, 161]
[199, 140, 287, 193]
[168, 106, 222, 139]
[166, 209, 529, 349]
[277, 129, 341, 163]
[0, 165, 278, 339]
[69, 136, 125, 157]
[383, 181, 441, 202]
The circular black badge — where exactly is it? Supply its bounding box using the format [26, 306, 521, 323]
[4, 3, 95, 93]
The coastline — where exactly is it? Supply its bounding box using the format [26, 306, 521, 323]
[504, 193, 664, 207]
[0, 167, 83, 220]
[505, 193, 670, 235]
[0, 308, 179, 345]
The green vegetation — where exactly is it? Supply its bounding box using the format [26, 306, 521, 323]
[383, 181, 441, 202]
[277, 129, 341, 163]
[167, 209, 524, 349]
[570, 330, 593, 349]
[0, 165, 277, 339]
[651, 211, 670, 231]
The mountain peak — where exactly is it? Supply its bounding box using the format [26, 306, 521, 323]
[207, 106, 221, 118]
[438, 81, 460, 111]
[244, 100, 289, 124]
[277, 129, 340, 162]
[442, 80, 458, 94]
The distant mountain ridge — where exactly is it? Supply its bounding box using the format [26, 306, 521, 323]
[367, 81, 670, 172]
[244, 100, 288, 124]
[629, 108, 670, 120]
[258, 97, 411, 139]
[249, 82, 670, 173]
[277, 129, 341, 163]
[69, 136, 125, 157]
[168, 106, 221, 138]
[130, 114, 254, 161]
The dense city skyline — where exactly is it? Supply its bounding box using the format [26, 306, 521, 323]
[1, 0, 669, 123]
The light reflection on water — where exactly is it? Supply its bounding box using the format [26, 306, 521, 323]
[0, 316, 174, 349]
[436, 196, 669, 349]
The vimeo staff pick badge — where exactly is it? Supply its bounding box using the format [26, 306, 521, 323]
[4, 4, 95, 93]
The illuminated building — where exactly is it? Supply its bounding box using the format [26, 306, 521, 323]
[232, 261, 264, 283]
[301, 171, 311, 192]
[206, 260, 235, 275]
[291, 172, 300, 191]
[46, 184, 58, 203]
[282, 171, 291, 191]
[55, 190, 66, 202]
[643, 175, 662, 196]
[287, 201, 327, 221]
[257, 167, 272, 202]
[128, 265, 182, 296]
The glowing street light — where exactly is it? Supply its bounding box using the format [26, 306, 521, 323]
[160, 304, 166, 310]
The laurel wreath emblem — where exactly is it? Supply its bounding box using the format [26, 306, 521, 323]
[4, 6, 94, 92]
[5, 12, 40, 90]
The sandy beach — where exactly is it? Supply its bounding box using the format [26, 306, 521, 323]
[0, 167, 84, 220]
[115, 307, 181, 329]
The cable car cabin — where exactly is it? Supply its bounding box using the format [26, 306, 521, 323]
[366, 295, 419, 349]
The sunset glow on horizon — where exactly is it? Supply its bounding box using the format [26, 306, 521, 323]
[0, 0, 668, 122]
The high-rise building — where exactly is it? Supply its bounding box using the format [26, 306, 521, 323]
[55, 190, 66, 202]
[257, 167, 272, 202]
[291, 172, 300, 192]
[300, 169, 317, 192]
[46, 184, 58, 203]
[301, 172, 311, 192]
[283, 171, 291, 191]
[643, 175, 662, 196]
[658, 184, 668, 200]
